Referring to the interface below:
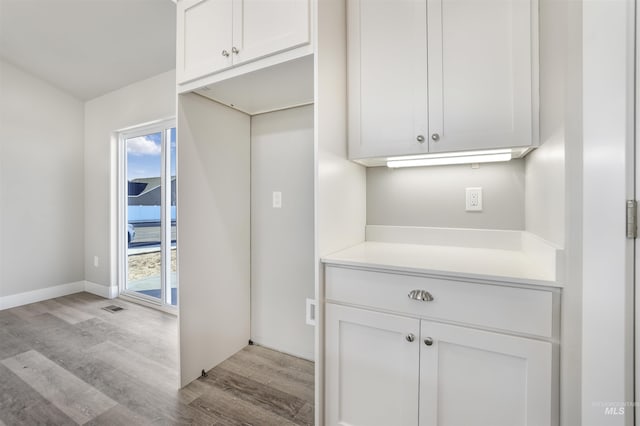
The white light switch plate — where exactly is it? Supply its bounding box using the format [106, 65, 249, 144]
[272, 191, 282, 208]
[306, 298, 316, 326]
[466, 187, 483, 211]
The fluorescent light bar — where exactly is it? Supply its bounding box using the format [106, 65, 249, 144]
[387, 152, 512, 168]
[387, 148, 512, 162]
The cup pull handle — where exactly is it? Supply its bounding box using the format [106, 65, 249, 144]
[408, 289, 434, 302]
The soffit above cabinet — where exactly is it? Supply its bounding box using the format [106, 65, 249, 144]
[193, 55, 314, 115]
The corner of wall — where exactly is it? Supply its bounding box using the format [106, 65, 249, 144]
[524, 0, 568, 248]
[84, 281, 118, 299]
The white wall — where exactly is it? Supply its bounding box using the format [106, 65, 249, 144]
[525, 144, 565, 245]
[0, 60, 84, 298]
[251, 105, 315, 360]
[84, 70, 176, 293]
[525, 0, 566, 248]
[531, 0, 584, 423]
[582, 0, 635, 424]
[563, 16, 584, 426]
[177, 93, 251, 387]
[367, 160, 525, 230]
[315, 0, 368, 423]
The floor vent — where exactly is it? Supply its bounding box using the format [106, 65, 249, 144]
[102, 305, 125, 313]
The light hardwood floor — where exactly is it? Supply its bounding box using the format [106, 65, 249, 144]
[0, 292, 314, 425]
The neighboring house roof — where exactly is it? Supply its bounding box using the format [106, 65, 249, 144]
[128, 177, 177, 207]
[128, 177, 176, 198]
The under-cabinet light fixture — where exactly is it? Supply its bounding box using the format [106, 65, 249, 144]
[386, 149, 513, 168]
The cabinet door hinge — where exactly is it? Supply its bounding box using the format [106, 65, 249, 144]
[627, 200, 637, 239]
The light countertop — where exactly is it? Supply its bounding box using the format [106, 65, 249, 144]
[321, 227, 564, 288]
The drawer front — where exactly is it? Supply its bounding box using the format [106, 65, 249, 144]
[325, 266, 554, 338]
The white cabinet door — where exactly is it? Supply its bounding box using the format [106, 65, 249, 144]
[426, 0, 535, 152]
[232, 0, 310, 65]
[419, 321, 552, 426]
[347, 0, 428, 160]
[177, 0, 233, 83]
[326, 304, 420, 426]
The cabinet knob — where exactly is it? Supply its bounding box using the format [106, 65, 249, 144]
[406, 333, 416, 343]
[408, 289, 434, 302]
[232, 46, 240, 54]
[431, 133, 440, 142]
[424, 337, 433, 346]
[416, 135, 425, 143]
[221, 49, 230, 57]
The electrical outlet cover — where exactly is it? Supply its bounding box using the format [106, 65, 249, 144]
[465, 187, 483, 211]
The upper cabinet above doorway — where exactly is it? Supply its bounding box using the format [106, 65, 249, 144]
[176, 0, 313, 112]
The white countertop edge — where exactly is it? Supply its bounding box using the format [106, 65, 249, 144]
[321, 258, 564, 289]
[322, 227, 565, 288]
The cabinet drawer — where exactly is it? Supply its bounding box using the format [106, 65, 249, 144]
[325, 266, 555, 338]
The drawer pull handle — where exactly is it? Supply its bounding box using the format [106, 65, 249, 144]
[424, 337, 434, 346]
[406, 333, 415, 342]
[408, 289, 434, 302]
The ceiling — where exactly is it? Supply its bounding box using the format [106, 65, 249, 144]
[0, 0, 176, 100]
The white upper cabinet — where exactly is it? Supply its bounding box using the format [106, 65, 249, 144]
[348, 0, 428, 159]
[177, 0, 233, 83]
[233, 0, 310, 66]
[177, 0, 311, 85]
[348, 0, 538, 161]
[427, 0, 534, 153]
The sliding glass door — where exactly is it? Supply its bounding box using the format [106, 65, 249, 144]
[120, 120, 177, 307]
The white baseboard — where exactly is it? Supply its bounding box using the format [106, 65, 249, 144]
[83, 281, 119, 299]
[0, 281, 85, 311]
[0, 281, 119, 311]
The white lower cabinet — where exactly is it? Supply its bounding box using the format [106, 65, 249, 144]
[419, 321, 552, 426]
[326, 304, 420, 426]
[324, 266, 558, 426]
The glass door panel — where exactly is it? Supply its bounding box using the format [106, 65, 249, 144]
[167, 127, 178, 306]
[122, 122, 177, 307]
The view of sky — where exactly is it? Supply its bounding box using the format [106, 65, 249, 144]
[126, 128, 176, 181]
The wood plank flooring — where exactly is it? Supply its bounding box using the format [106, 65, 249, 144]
[0, 292, 314, 425]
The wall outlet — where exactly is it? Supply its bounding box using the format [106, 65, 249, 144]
[272, 191, 282, 208]
[94, 256, 99, 267]
[466, 187, 483, 211]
